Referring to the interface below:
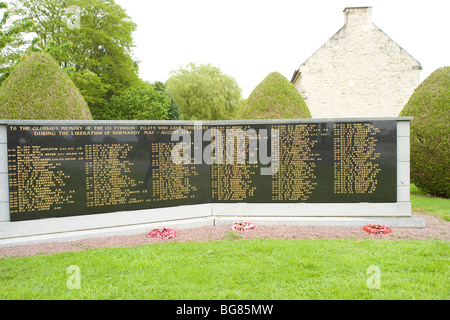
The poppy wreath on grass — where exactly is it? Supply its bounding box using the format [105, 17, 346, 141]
[362, 224, 392, 235]
[148, 227, 177, 239]
[231, 221, 257, 231]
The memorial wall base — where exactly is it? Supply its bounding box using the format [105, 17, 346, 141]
[0, 203, 425, 247]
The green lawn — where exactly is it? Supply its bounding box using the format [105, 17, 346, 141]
[0, 239, 448, 300]
[0, 185, 448, 300]
[411, 184, 450, 221]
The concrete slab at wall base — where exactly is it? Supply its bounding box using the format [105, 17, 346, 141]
[214, 215, 426, 228]
[0, 203, 211, 241]
[0, 217, 214, 248]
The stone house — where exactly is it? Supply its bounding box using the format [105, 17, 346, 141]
[291, 7, 422, 118]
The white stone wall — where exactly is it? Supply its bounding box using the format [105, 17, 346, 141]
[294, 7, 421, 118]
[397, 120, 411, 205]
[0, 125, 8, 222]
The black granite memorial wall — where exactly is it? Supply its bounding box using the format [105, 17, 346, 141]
[7, 120, 397, 222]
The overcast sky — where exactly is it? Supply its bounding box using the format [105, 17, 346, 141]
[115, 0, 450, 98]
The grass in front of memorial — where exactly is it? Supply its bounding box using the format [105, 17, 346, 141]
[410, 184, 450, 221]
[0, 239, 448, 300]
[0, 185, 448, 300]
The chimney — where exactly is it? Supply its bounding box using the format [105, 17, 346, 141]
[344, 7, 372, 28]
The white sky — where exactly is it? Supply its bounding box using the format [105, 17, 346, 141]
[115, 0, 450, 98]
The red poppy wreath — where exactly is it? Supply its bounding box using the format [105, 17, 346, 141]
[148, 227, 177, 239]
[231, 221, 257, 231]
[362, 224, 392, 235]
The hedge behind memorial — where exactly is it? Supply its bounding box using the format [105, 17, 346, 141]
[238, 72, 311, 119]
[0, 52, 92, 120]
[399, 67, 450, 198]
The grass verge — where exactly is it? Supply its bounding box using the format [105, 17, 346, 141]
[1, 239, 448, 300]
[411, 184, 450, 221]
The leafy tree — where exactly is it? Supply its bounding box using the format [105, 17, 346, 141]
[399, 67, 450, 198]
[165, 63, 243, 120]
[1, 38, 76, 85]
[0, 1, 33, 82]
[167, 96, 180, 120]
[0, 52, 92, 120]
[238, 72, 311, 119]
[10, 0, 143, 118]
[103, 86, 171, 120]
[70, 69, 108, 107]
[151, 81, 180, 120]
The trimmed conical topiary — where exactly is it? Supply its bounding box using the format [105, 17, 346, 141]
[0, 52, 92, 120]
[238, 72, 311, 119]
[399, 67, 450, 198]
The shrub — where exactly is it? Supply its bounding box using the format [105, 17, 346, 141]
[399, 67, 450, 198]
[102, 87, 171, 120]
[238, 72, 311, 119]
[0, 52, 92, 120]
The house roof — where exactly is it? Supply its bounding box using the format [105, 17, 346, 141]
[291, 7, 422, 84]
